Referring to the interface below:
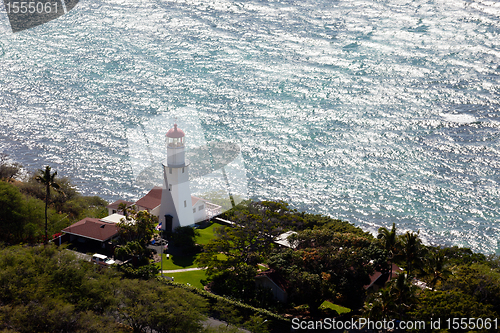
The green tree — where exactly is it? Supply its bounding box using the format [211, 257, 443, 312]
[172, 225, 199, 250]
[396, 231, 425, 276]
[268, 231, 379, 312]
[390, 273, 418, 319]
[0, 245, 129, 332]
[424, 248, 451, 291]
[408, 289, 497, 332]
[377, 222, 399, 276]
[197, 206, 293, 303]
[363, 288, 395, 321]
[205, 263, 259, 303]
[35, 166, 60, 244]
[117, 207, 157, 245]
[242, 315, 270, 333]
[440, 246, 486, 266]
[363, 273, 418, 321]
[118, 279, 207, 333]
[269, 247, 363, 313]
[442, 263, 500, 315]
[211, 300, 243, 328]
[0, 245, 209, 332]
[0, 181, 27, 243]
[115, 208, 157, 265]
[197, 208, 290, 289]
[62, 195, 108, 220]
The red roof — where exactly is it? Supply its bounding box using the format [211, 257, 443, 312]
[135, 186, 162, 210]
[166, 124, 185, 138]
[191, 196, 205, 206]
[62, 218, 119, 242]
[365, 263, 403, 289]
[256, 269, 289, 292]
[106, 199, 133, 210]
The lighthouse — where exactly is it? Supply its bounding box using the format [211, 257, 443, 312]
[159, 124, 195, 232]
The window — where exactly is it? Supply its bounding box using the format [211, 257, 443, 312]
[184, 200, 186, 208]
[199, 205, 204, 211]
[169, 168, 172, 174]
[182, 167, 185, 173]
[193, 208, 196, 213]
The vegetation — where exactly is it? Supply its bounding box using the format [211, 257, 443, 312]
[35, 166, 61, 244]
[199, 200, 500, 330]
[0, 245, 208, 333]
[0, 169, 108, 245]
[197, 201, 300, 304]
[166, 269, 208, 289]
[362, 223, 500, 331]
[198, 201, 383, 313]
[0, 180, 64, 244]
[1, 159, 500, 332]
[172, 225, 200, 252]
[269, 230, 384, 312]
[114, 207, 159, 278]
[0, 153, 21, 180]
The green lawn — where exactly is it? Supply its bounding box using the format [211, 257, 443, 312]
[195, 222, 224, 245]
[257, 264, 268, 271]
[156, 253, 198, 270]
[320, 301, 351, 314]
[154, 222, 223, 271]
[162, 270, 207, 289]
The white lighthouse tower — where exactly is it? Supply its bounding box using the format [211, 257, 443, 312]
[159, 124, 195, 232]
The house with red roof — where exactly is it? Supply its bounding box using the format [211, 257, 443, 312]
[61, 217, 120, 254]
[135, 186, 162, 216]
[255, 269, 289, 303]
[106, 199, 134, 216]
[364, 263, 403, 292]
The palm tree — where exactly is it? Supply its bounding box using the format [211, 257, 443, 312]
[36, 166, 60, 244]
[377, 223, 399, 276]
[426, 248, 451, 291]
[390, 272, 418, 319]
[363, 273, 418, 321]
[364, 288, 395, 321]
[398, 231, 425, 276]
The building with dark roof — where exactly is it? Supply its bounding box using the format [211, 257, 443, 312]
[135, 186, 162, 215]
[255, 269, 289, 303]
[106, 199, 134, 216]
[364, 263, 403, 292]
[62, 217, 120, 253]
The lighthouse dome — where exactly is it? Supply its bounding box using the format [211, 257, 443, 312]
[166, 124, 185, 138]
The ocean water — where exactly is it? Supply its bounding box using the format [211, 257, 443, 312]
[0, 0, 499, 253]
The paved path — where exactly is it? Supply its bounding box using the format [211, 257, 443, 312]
[204, 317, 250, 333]
[66, 249, 92, 261]
[160, 267, 206, 273]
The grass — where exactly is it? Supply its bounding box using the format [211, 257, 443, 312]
[154, 222, 223, 271]
[156, 253, 198, 270]
[320, 301, 351, 314]
[162, 269, 207, 289]
[195, 222, 224, 245]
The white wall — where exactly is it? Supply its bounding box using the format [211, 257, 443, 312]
[193, 200, 206, 223]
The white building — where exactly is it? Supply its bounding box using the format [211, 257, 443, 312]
[106, 123, 222, 232]
[158, 123, 222, 232]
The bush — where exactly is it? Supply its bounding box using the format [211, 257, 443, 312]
[172, 226, 199, 250]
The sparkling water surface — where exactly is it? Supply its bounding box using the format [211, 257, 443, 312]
[0, 0, 499, 253]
